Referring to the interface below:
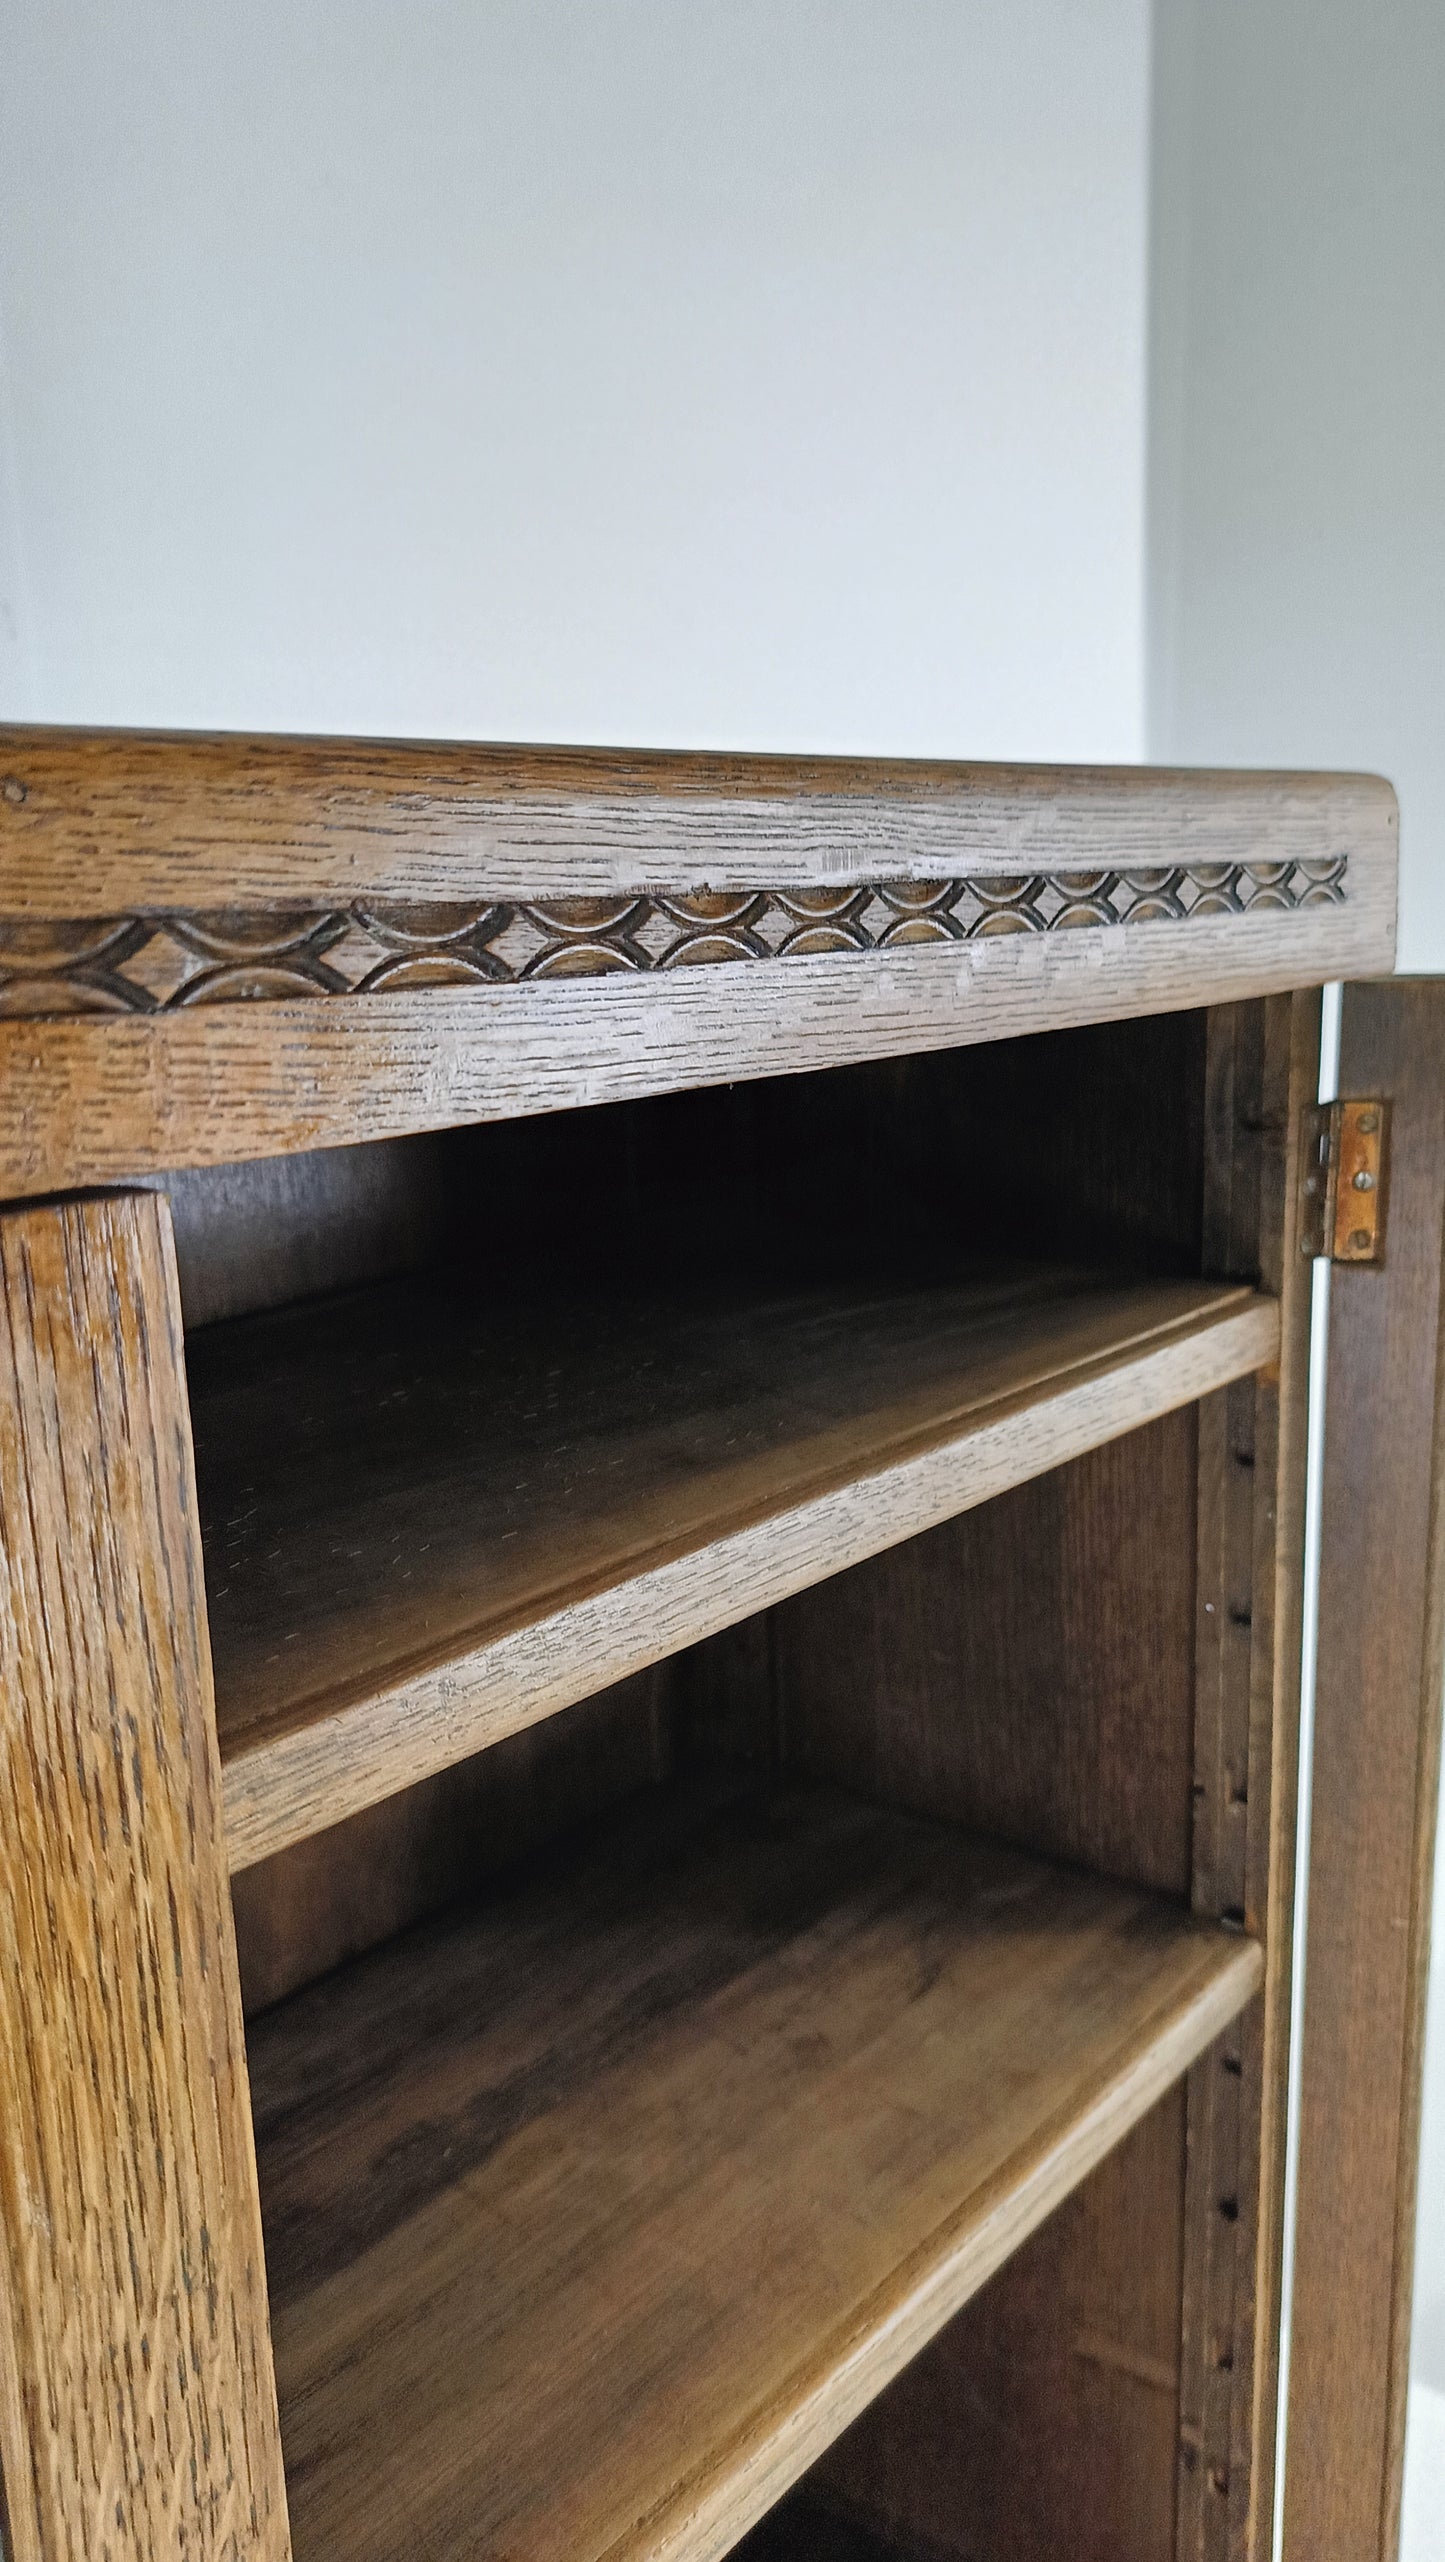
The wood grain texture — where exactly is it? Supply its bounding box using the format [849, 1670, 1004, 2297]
[0, 898, 1395, 1194]
[803, 2090, 1190, 2562]
[1238, 993, 1321, 2562]
[193, 1268, 1278, 1870]
[528, 1006, 1212, 2562]
[0, 864, 1352, 1018]
[219, 1012, 1220, 2013]
[0, 725, 1397, 906]
[1183, 1006, 1276, 2562]
[0, 1192, 288, 2562]
[758, 1408, 1200, 1898]
[231, 1667, 672, 2015]
[757, 1399, 1199, 2556]
[1181, 994, 1320, 2562]
[1284, 981, 1445, 2562]
[164, 1133, 450, 1329]
[250, 1774, 1262, 2562]
[163, 1007, 1214, 1342]
[752, 997, 1315, 2562]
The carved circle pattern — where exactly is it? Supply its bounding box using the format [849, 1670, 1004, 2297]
[0, 858, 1349, 1019]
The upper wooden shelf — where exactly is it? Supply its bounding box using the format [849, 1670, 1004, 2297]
[195, 1259, 1277, 1870]
[251, 1772, 1262, 2562]
[0, 726, 1396, 1191]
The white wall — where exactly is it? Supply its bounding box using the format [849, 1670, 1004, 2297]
[1149, 0, 1445, 973]
[0, 0, 1149, 761]
[1149, 10, 1445, 2549]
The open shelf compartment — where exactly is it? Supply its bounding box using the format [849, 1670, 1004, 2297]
[251, 1772, 1261, 2562]
[195, 1261, 1275, 1868]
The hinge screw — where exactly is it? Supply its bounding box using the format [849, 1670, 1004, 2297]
[1350, 1228, 1372, 1251]
[1353, 1169, 1375, 1191]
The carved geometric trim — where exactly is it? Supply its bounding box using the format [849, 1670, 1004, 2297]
[0, 859, 1348, 1018]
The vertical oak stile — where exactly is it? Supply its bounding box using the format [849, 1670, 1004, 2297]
[1284, 981, 1445, 2562]
[0, 1191, 290, 2562]
[1181, 993, 1319, 2562]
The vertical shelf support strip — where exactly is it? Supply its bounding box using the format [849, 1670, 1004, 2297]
[1181, 993, 1320, 2562]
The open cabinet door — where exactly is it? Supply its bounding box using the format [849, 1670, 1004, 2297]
[1284, 980, 1445, 2562]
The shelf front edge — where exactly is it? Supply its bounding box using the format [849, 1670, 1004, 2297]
[641, 1932, 1263, 2562]
[220, 1289, 1279, 1871]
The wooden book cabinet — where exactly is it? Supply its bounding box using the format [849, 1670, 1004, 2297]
[0, 731, 1439, 2562]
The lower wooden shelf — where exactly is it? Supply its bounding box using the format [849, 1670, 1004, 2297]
[250, 1775, 1262, 2562]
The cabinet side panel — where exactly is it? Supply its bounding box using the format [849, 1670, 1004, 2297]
[0, 1193, 289, 2562]
[166, 1131, 452, 1329]
[1284, 981, 1445, 2562]
[232, 1665, 673, 2013]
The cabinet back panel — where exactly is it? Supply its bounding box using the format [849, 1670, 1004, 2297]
[232, 1397, 1198, 2013]
[174, 1010, 1210, 1340]
[232, 1667, 671, 2014]
[680, 1408, 1197, 1901]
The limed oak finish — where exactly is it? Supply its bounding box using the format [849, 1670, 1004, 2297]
[251, 1777, 1261, 2562]
[0, 1193, 287, 2562]
[0, 729, 1395, 908]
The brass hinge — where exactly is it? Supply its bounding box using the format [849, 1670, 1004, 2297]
[1298, 1097, 1390, 1262]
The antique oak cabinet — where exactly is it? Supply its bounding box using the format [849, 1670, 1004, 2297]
[0, 730, 1439, 2562]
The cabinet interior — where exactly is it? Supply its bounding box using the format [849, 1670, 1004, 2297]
[161, 1005, 1265, 2562]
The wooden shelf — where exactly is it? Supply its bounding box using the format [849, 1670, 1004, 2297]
[251, 1773, 1262, 2562]
[192, 1264, 1278, 1868]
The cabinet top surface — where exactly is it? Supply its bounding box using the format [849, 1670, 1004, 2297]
[0, 720, 1400, 908]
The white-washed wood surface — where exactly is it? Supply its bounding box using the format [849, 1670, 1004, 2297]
[0, 1191, 289, 2562]
[0, 727, 1398, 905]
[0, 895, 1396, 1193]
